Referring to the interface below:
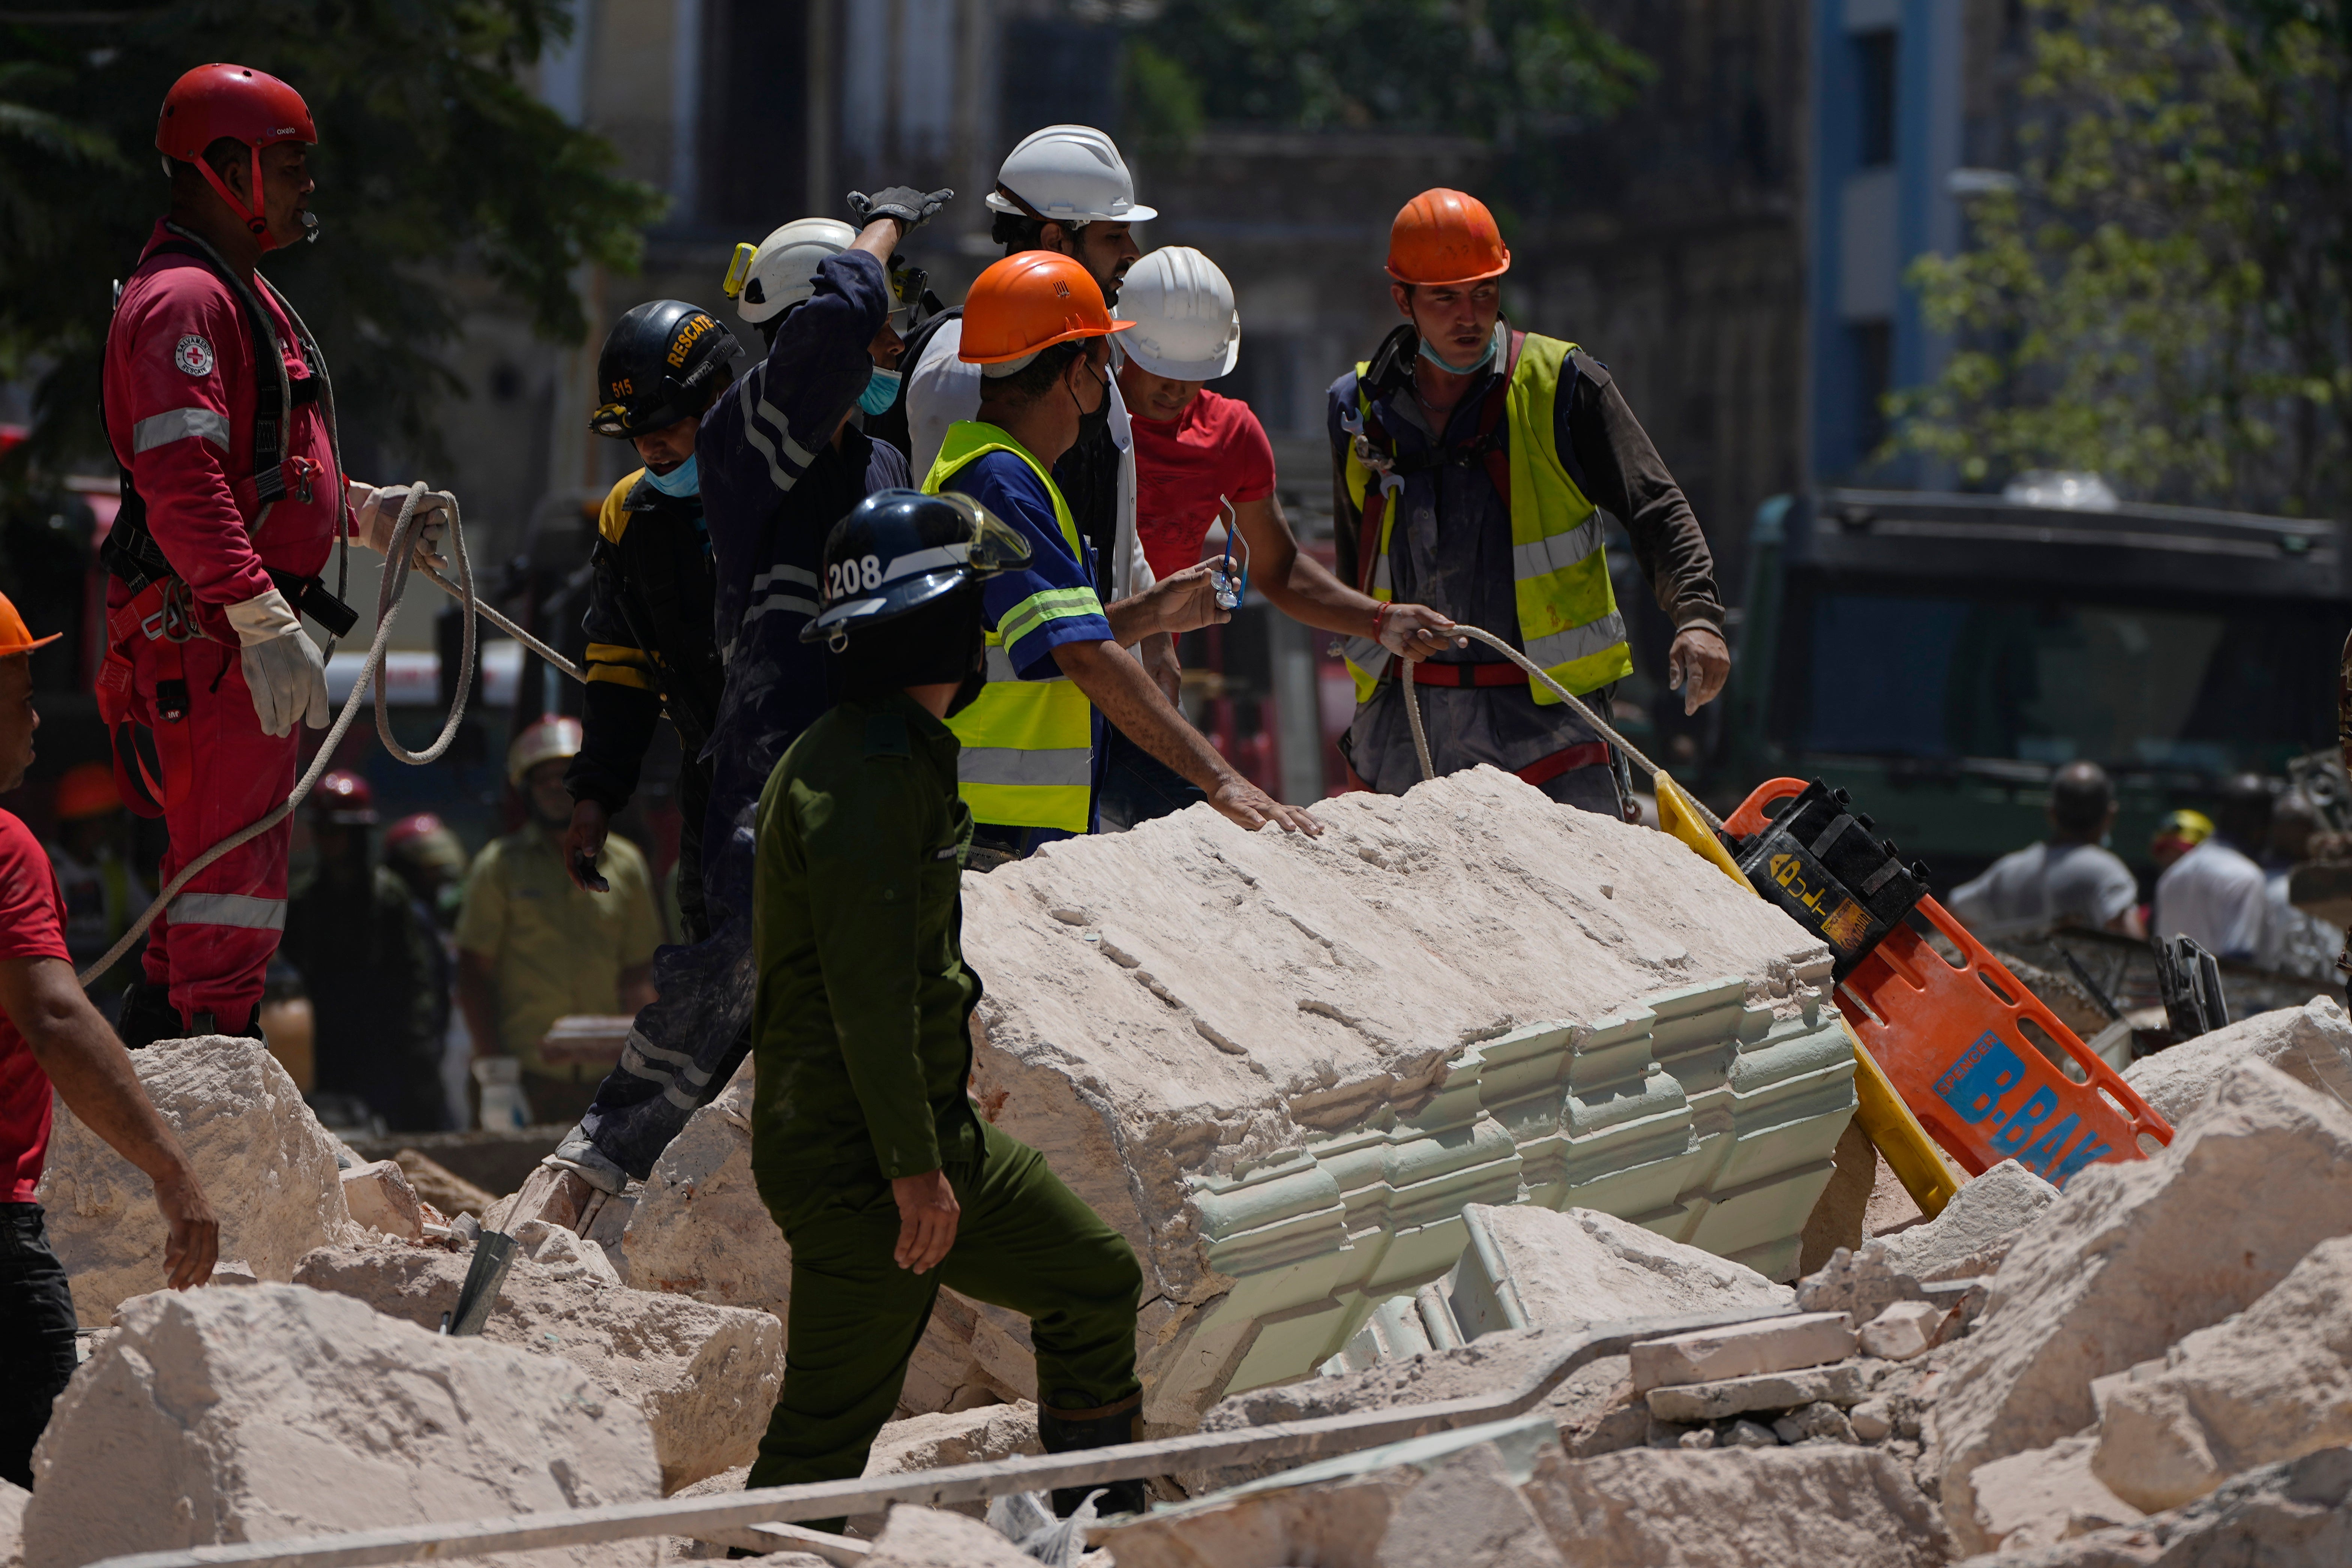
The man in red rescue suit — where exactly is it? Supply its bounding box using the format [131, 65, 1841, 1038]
[100, 63, 449, 1046]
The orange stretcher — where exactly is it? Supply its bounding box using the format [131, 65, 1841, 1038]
[1723, 778, 2172, 1186]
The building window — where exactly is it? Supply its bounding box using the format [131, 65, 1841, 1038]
[1852, 319, 1893, 457]
[1856, 29, 1897, 169]
[702, 0, 810, 229]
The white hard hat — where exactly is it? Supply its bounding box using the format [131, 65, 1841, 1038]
[1114, 247, 1239, 381]
[985, 125, 1157, 226]
[734, 217, 857, 324]
[507, 715, 583, 788]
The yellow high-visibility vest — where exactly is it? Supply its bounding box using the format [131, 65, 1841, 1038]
[1339, 332, 1632, 705]
[921, 421, 1100, 833]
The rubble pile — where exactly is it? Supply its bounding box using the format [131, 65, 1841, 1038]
[35, 1034, 357, 1323]
[962, 770, 1860, 1420]
[20, 1285, 661, 1568]
[292, 1240, 784, 1492]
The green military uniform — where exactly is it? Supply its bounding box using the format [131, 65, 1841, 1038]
[453, 820, 662, 1110]
[747, 691, 1141, 1517]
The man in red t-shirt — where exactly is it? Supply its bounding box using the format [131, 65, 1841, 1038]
[1112, 247, 1455, 824]
[0, 593, 218, 1485]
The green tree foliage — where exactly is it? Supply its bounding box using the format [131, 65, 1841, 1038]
[1122, 0, 1650, 153]
[0, 1, 662, 478]
[1895, 0, 2352, 515]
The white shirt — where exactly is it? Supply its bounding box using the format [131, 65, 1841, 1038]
[904, 317, 1153, 601]
[2260, 866, 2340, 981]
[1947, 840, 2139, 938]
[2154, 838, 2270, 960]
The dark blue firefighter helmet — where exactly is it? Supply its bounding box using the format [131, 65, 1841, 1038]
[802, 489, 1032, 648]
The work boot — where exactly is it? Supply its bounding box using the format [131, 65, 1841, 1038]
[114, 980, 182, 1049]
[1038, 1390, 1148, 1518]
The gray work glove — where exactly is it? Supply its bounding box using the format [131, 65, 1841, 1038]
[224, 588, 330, 736]
[848, 186, 954, 231]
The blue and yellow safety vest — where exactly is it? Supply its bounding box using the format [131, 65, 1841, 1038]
[921, 422, 1099, 834]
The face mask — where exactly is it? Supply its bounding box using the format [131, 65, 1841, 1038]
[643, 454, 700, 497]
[1073, 363, 1112, 442]
[1418, 324, 1499, 377]
[858, 366, 903, 417]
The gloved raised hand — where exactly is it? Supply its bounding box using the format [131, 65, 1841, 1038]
[224, 588, 330, 737]
[848, 186, 954, 231]
[347, 480, 452, 566]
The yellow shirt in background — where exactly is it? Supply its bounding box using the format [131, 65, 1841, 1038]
[454, 820, 661, 1076]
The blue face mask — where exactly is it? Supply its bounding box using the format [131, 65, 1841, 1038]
[643, 454, 699, 497]
[859, 366, 903, 417]
[1418, 324, 1500, 377]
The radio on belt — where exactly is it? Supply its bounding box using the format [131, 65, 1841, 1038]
[1731, 779, 1930, 979]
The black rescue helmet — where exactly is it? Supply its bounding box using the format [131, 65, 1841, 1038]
[802, 489, 1033, 649]
[590, 300, 740, 439]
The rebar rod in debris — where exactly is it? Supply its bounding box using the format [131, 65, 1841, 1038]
[86, 1304, 1792, 1568]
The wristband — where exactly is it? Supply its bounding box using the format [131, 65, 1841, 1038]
[1373, 602, 1395, 642]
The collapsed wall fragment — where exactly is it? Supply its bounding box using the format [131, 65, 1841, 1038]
[954, 767, 1854, 1418]
[34, 1034, 355, 1324]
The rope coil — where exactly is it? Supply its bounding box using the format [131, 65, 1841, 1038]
[76, 485, 585, 990]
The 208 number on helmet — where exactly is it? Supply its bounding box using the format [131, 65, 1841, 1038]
[827, 554, 883, 602]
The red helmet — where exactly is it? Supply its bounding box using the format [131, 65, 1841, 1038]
[54, 763, 122, 822]
[156, 63, 316, 250]
[384, 811, 444, 852]
[310, 769, 376, 826]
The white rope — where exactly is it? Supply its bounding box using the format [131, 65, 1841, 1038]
[76, 486, 583, 990]
[1396, 624, 1727, 836]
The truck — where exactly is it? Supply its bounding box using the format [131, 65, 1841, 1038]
[1708, 486, 2348, 894]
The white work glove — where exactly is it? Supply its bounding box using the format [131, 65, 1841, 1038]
[347, 480, 452, 566]
[224, 589, 330, 737]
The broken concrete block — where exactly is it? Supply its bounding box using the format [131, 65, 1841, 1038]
[340, 1158, 426, 1240]
[1799, 1116, 1877, 1275]
[208, 1259, 259, 1286]
[512, 1218, 624, 1286]
[1875, 1158, 2058, 1283]
[395, 1148, 497, 1217]
[1629, 1310, 1855, 1393]
[1725, 1419, 1779, 1449]
[1796, 1244, 1930, 1326]
[1935, 1060, 2352, 1556]
[1192, 1324, 1647, 1493]
[1773, 1401, 1856, 1444]
[2091, 1234, 2352, 1513]
[1522, 1443, 1952, 1566]
[34, 1034, 354, 1325]
[21, 1283, 658, 1568]
[959, 768, 1855, 1420]
[1371, 1440, 1570, 1567]
[1969, 1435, 2144, 1555]
[1859, 1300, 1944, 1360]
[1644, 1361, 1871, 1422]
[1448, 1204, 1794, 1341]
[1, 1481, 25, 1568]
[1958, 1446, 2352, 1567]
[2122, 993, 2352, 1126]
[292, 1241, 781, 1493]
[846, 1402, 1041, 1536]
[1101, 1416, 1561, 1568]
[1851, 1399, 1895, 1442]
[861, 1504, 1033, 1568]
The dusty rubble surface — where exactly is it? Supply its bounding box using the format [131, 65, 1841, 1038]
[396, 1147, 498, 1217]
[1934, 1059, 2352, 1555]
[1875, 1159, 2058, 1283]
[1960, 1446, 2352, 1566]
[35, 1034, 354, 1323]
[860, 1505, 1034, 1567]
[1450, 1203, 1794, 1334]
[845, 1401, 1041, 1536]
[0, 1482, 24, 1568]
[2091, 1234, 2352, 1512]
[293, 1240, 783, 1493]
[2121, 993, 2352, 1125]
[21, 1284, 659, 1568]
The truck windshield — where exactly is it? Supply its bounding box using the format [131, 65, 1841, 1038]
[1789, 591, 2338, 772]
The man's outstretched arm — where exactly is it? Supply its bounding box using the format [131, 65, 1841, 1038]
[0, 956, 218, 1288]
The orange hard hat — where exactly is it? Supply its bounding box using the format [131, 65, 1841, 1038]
[1385, 188, 1511, 287]
[54, 763, 122, 822]
[958, 251, 1133, 366]
[0, 589, 60, 659]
